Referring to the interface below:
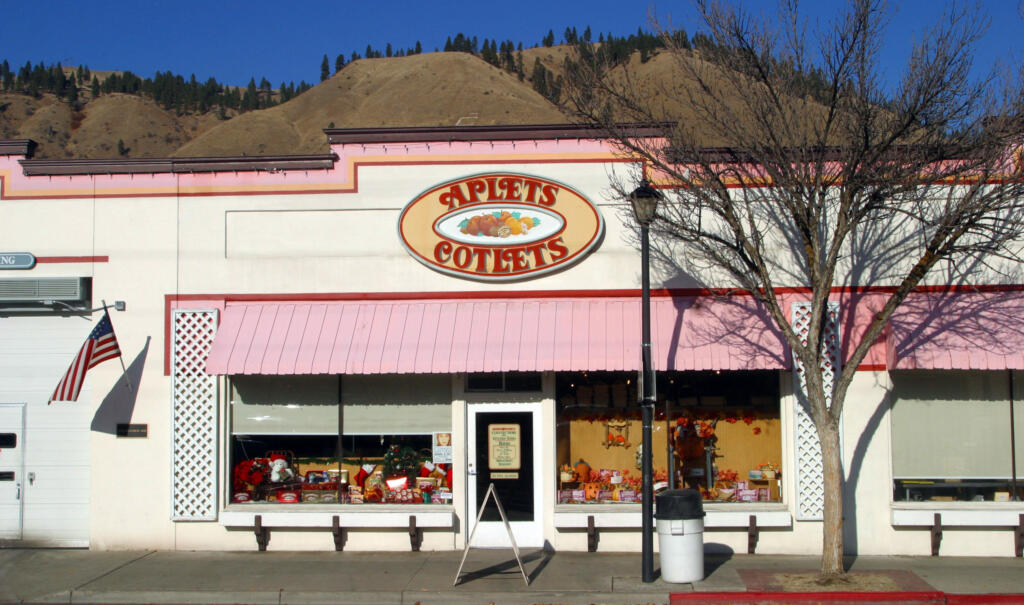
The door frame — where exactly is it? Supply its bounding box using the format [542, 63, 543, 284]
[0, 403, 26, 541]
[466, 400, 544, 548]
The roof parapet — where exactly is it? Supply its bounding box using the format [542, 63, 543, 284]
[18, 153, 338, 177]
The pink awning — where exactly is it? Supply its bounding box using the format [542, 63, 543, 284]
[887, 290, 1024, 370]
[204, 295, 789, 375]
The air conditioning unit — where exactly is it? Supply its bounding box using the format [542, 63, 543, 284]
[0, 277, 91, 307]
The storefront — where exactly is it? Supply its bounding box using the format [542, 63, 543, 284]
[0, 127, 1021, 555]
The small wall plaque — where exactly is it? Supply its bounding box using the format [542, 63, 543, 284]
[0, 252, 35, 270]
[116, 423, 148, 438]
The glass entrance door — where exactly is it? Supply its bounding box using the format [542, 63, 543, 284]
[466, 402, 542, 547]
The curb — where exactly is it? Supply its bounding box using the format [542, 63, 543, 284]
[672, 591, 945, 604]
[671, 592, 1024, 605]
[945, 597, 1024, 604]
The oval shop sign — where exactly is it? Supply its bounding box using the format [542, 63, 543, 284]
[398, 173, 604, 281]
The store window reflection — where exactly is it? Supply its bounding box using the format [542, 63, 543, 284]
[891, 370, 1023, 502]
[555, 370, 782, 503]
[228, 374, 453, 505]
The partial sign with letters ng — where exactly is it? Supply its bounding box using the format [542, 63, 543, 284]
[0, 253, 35, 270]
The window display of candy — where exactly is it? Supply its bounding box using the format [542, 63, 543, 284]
[556, 467, 654, 503]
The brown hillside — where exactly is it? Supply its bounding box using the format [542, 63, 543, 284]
[1, 46, 837, 159]
[13, 97, 72, 153]
[521, 45, 576, 79]
[175, 52, 568, 157]
[0, 91, 220, 158]
[67, 94, 216, 158]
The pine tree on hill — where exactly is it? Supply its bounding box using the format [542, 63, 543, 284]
[243, 77, 257, 110]
[531, 58, 548, 97]
[320, 55, 329, 81]
[453, 33, 467, 52]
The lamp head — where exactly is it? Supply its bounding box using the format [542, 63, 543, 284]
[629, 182, 661, 227]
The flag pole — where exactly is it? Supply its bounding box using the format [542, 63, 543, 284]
[102, 299, 132, 392]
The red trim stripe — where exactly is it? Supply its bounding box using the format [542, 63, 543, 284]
[945, 596, 1024, 604]
[857, 364, 888, 372]
[35, 256, 109, 263]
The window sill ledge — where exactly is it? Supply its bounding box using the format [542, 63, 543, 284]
[219, 506, 455, 528]
[553, 503, 791, 529]
[891, 503, 1024, 527]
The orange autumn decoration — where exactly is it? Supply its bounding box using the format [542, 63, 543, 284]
[715, 468, 739, 487]
[603, 419, 631, 448]
[573, 459, 591, 482]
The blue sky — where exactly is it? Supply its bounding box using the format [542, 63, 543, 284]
[2, 0, 1021, 88]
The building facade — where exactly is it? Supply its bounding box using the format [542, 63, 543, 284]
[0, 127, 1020, 555]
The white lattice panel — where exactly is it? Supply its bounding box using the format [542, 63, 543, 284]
[791, 301, 841, 521]
[171, 309, 219, 521]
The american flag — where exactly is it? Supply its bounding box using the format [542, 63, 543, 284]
[49, 312, 122, 403]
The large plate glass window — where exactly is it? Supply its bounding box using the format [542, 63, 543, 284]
[555, 370, 782, 504]
[228, 374, 453, 506]
[891, 370, 1022, 502]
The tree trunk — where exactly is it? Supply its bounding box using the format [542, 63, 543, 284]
[819, 422, 845, 578]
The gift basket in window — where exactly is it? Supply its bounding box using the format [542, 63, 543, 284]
[295, 457, 343, 504]
[256, 450, 304, 503]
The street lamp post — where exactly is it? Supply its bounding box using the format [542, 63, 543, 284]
[630, 182, 660, 584]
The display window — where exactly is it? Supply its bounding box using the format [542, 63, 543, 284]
[555, 370, 782, 503]
[228, 374, 454, 505]
[891, 370, 1023, 502]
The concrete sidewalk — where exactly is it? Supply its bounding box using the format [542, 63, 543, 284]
[1, 548, 1022, 604]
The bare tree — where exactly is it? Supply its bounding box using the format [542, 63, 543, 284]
[563, 0, 1024, 581]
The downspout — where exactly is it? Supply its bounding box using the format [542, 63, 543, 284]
[1011, 370, 1018, 501]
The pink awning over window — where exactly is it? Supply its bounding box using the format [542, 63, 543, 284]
[886, 290, 1024, 370]
[204, 295, 789, 375]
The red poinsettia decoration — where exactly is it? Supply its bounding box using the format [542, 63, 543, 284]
[233, 457, 269, 490]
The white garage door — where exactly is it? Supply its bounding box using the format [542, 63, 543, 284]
[0, 404, 24, 539]
[0, 315, 94, 546]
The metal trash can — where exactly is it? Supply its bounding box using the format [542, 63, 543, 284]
[655, 488, 705, 583]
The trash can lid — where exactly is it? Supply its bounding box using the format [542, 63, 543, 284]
[655, 488, 705, 519]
